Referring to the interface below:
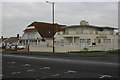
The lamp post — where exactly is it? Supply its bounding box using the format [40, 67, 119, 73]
[46, 1, 55, 53]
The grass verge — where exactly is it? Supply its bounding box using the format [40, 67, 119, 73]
[69, 51, 104, 53]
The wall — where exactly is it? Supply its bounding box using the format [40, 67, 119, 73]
[21, 31, 42, 39]
[29, 42, 119, 52]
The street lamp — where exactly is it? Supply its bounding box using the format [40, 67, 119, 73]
[46, 1, 55, 53]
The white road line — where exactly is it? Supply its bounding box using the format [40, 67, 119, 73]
[11, 62, 16, 64]
[11, 72, 21, 75]
[65, 70, 77, 74]
[3, 54, 118, 66]
[51, 74, 60, 77]
[99, 75, 111, 78]
[40, 67, 50, 70]
[21, 64, 31, 67]
[26, 69, 35, 72]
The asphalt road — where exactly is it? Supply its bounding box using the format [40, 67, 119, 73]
[2, 52, 119, 80]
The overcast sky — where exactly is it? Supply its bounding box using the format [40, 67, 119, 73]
[1, 2, 118, 38]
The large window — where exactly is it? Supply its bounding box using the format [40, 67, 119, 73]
[103, 39, 111, 43]
[80, 39, 91, 44]
[28, 32, 35, 39]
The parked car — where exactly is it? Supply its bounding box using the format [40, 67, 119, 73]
[17, 44, 25, 50]
[10, 44, 16, 50]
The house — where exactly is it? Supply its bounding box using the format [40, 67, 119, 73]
[4, 34, 19, 46]
[22, 20, 118, 52]
[54, 20, 119, 51]
[0, 36, 7, 48]
[19, 22, 66, 47]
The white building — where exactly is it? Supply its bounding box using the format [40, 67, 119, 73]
[54, 20, 119, 52]
[21, 21, 119, 52]
[19, 22, 66, 47]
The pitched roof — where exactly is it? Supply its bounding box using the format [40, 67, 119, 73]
[67, 25, 118, 29]
[4, 37, 18, 43]
[0, 38, 8, 43]
[24, 22, 66, 38]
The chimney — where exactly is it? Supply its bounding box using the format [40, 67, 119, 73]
[1, 36, 3, 39]
[17, 34, 19, 38]
[80, 20, 89, 25]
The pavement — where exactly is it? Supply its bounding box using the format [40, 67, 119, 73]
[0, 52, 2, 80]
[1, 52, 119, 80]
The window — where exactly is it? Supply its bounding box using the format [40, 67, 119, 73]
[80, 39, 91, 44]
[98, 28, 103, 31]
[103, 39, 111, 43]
[27, 26, 35, 29]
[87, 39, 91, 43]
[69, 39, 72, 43]
[57, 32, 60, 35]
[60, 39, 64, 46]
[73, 28, 77, 31]
[81, 27, 84, 33]
[109, 30, 113, 35]
[96, 31, 98, 34]
[65, 29, 69, 34]
[28, 32, 35, 39]
[60, 39, 64, 43]
[98, 39, 101, 43]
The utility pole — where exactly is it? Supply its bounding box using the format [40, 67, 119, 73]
[46, 1, 55, 53]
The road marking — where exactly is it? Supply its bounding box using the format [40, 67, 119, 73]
[22, 64, 31, 67]
[26, 69, 35, 72]
[11, 72, 21, 75]
[40, 66, 50, 70]
[51, 74, 60, 77]
[11, 62, 16, 64]
[65, 70, 77, 74]
[3, 54, 118, 66]
[99, 75, 111, 78]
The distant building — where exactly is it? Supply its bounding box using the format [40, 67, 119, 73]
[0, 36, 7, 48]
[19, 22, 66, 46]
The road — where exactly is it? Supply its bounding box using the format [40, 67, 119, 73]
[2, 52, 119, 79]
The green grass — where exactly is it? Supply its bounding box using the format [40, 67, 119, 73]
[69, 51, 104, 53]
[105, 50, 119, 54]
[69, 50, 119, 54]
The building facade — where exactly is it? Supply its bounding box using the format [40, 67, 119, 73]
[54, 20, 119, 51]
[20, 20, 119, 52]
[19, 22, 66, 47]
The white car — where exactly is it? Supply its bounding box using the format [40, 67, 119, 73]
[17, 45, 25, 49]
